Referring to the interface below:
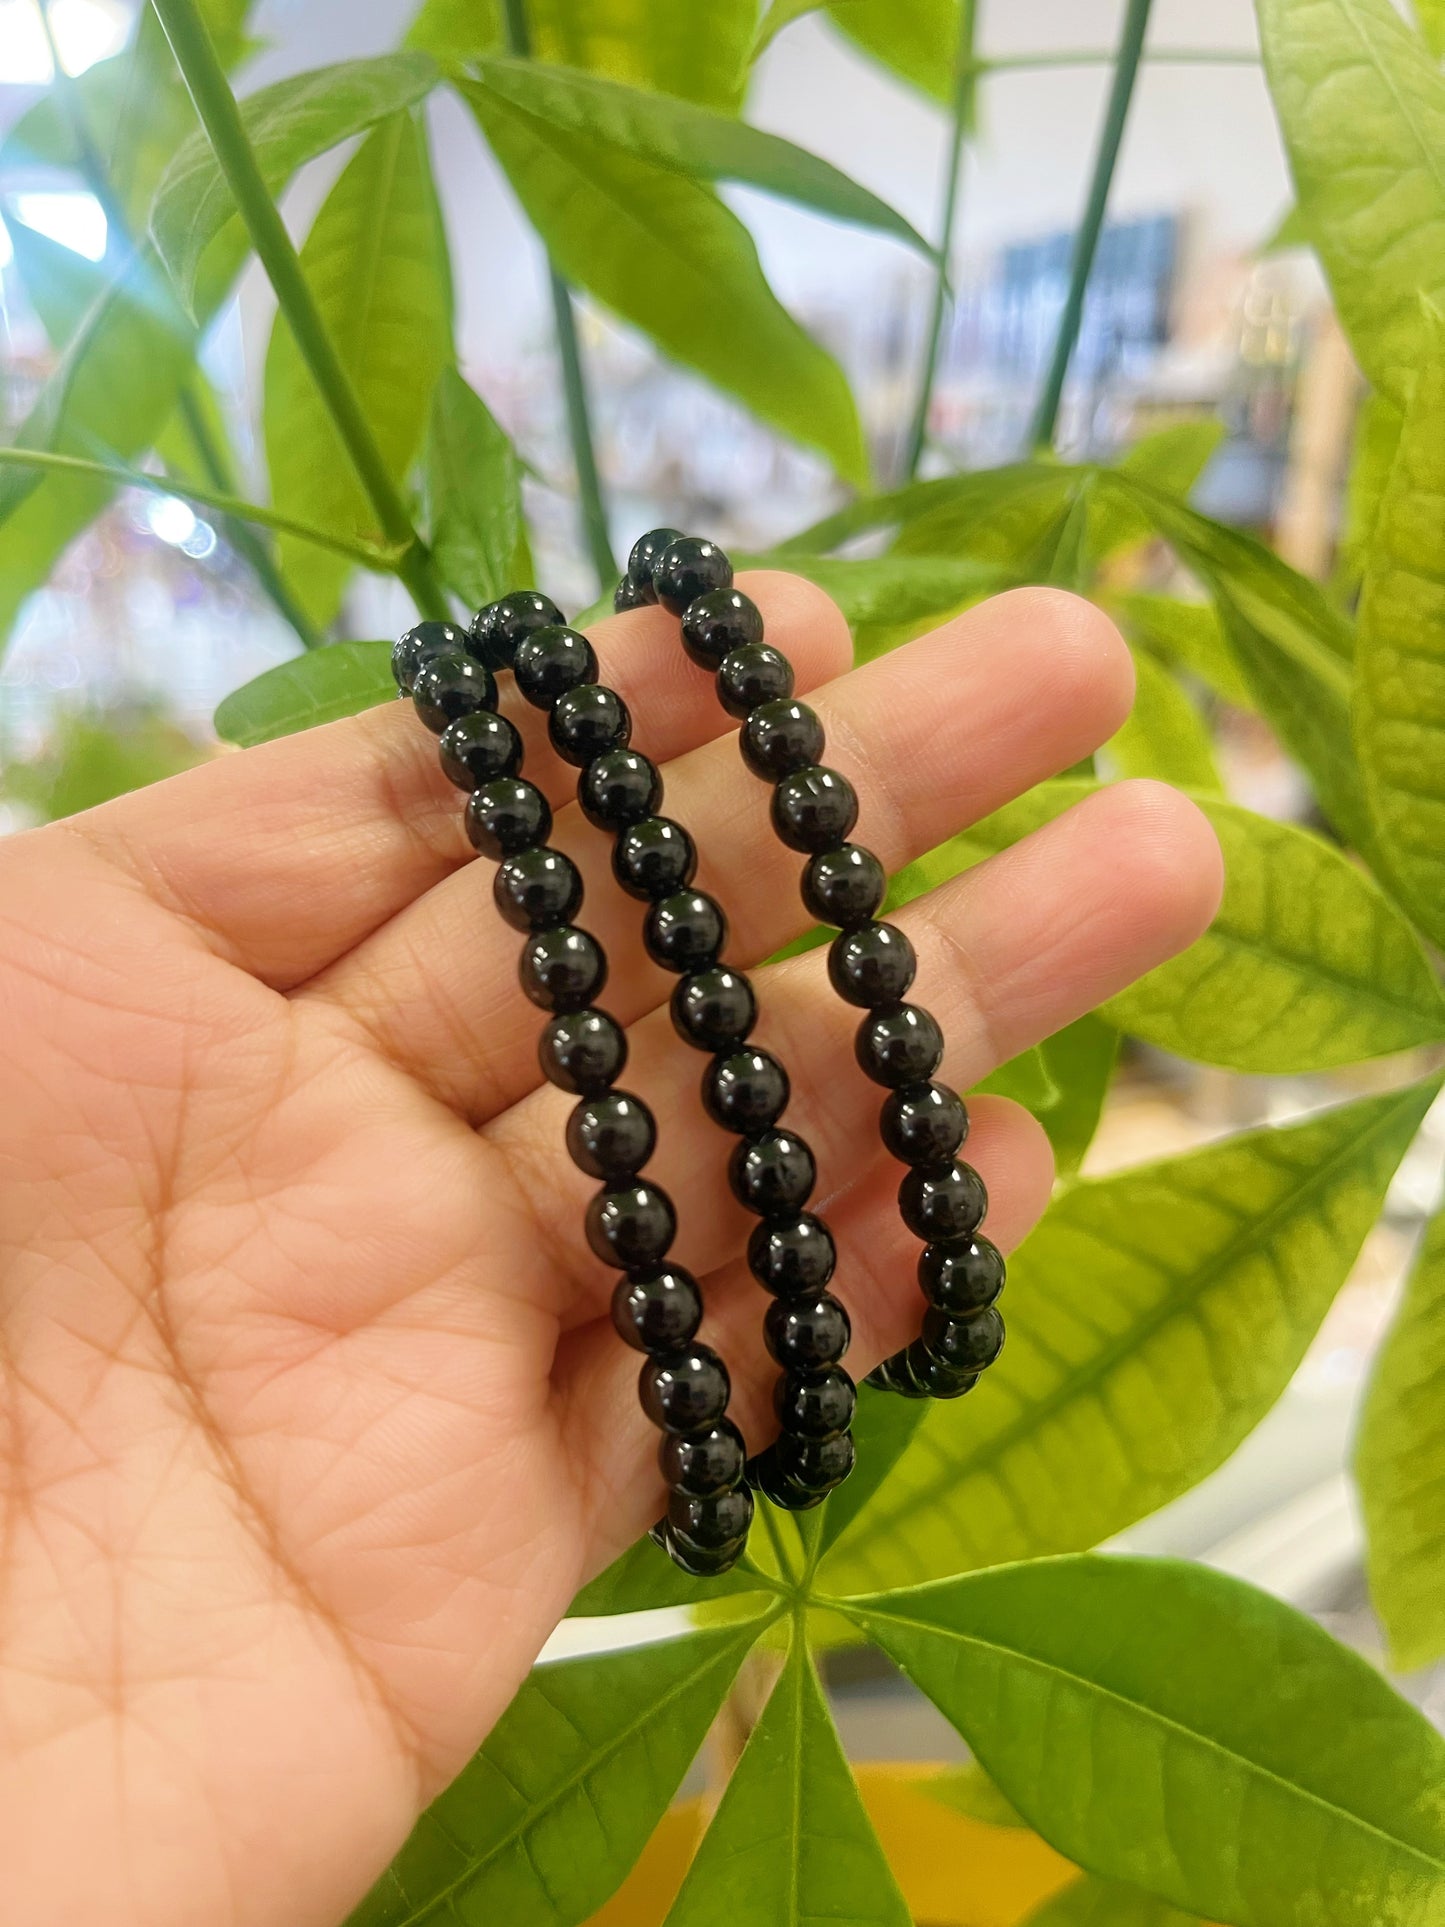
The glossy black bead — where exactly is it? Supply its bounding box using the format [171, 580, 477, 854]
[749, 1446, 823, 1512]
[671, 967, 756, 1053]
[728, 1129, 816, 1217]
[611, 1265, 702, 1353]
[828, 922, 916, 1009]
[493, 847, 583, 932]
[661, 1523, 744, 1575]
[549, 684, 631, 767]
[538, 1007, 626, 1095]
[741, 699, 825, 782]
[613, 574, 650, 613]
[566, 1090, 656, 1181]
[922, 1303, 1006, 1372]
[519, 925, 607, 1013]
[716, 643, 795, 719]
[613, 816, 698, 901]
[918, 1235, 1005, 1315]
[465, 777, 552, 860]
[438, 711, 523, 791]
[900, 1340, 980, 1400]
[412, 653, 498, 734]
[703, 1048, 789, 1134]
[775, 1429, 855, 1496]
[855, 1003, 944, 1088]
[747, 1213, 836, 1296]
[579, 750, 662, 831]
[654, 535, 733, 615]
[587, 1181, 677, 1269]
[668, 1483, 754, 1552]
[680, 588, 763, 670]
[660, 1419, 747, 1497]
[764, 1292, 851, 1370]
[393, 619, 469, 693]
[512, 625, 598, 709]
[474, 590, 565, 672]
[802, 845, 887, 930]
[772, 766, 859, 854]
[644, 890, 727, 974]
[639, 1344, 730, 1433]
[900, 1161, 987, 1243]
[865, 1354, 931, 1399]
[882, 1082, 969, 1166]
[627, 526, 683, 597]
[773, 1365, 856, 1440]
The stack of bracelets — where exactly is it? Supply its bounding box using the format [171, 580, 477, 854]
[390, 529, 1006, 1579]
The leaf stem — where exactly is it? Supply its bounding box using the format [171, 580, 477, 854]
[1027, 0, 1155, 453]
[148, 0, 449, 619]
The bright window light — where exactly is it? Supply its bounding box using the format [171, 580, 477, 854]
[146, 496, 198, 548]
[0, 218, 13, 271]
[12, 191, 108, 261]
[0, 0, 128, 84]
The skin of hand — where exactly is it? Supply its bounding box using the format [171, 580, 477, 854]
[0, 579, 1221, 1927]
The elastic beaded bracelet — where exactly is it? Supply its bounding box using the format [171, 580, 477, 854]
[393, 606, 750, 1577]
[615, 534, 1007, 1406]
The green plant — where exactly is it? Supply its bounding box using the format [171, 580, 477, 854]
[4, 0, 1445, 1921]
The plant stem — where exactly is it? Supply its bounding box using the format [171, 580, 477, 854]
[1027, 0, 1155, 453]
[148, 0, 449, 619]
[499, 0, 617, 587]
[900, 0, 975, 481]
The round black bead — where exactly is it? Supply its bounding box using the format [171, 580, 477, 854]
[613, 816, 698, 901]
[566, 1090, 656, 1181]
[613, 574, 650, 613]
[519, 925, 607, 1013]
[741, 699, 826, 781]
[644, 890, 727, 974]
[922, 1303, 1006, 1372]
[764, 1292, 851, 1370]
[627, 527, 683, 597]
[438, 711, 523, 791]
[639, 1344, 730, 1433]
[773, 1365, 856, 1440]
[747, 1213, 836, 1296]
[900, 1341, 980, 1400]
[703, 1048, 789, 1134]
[900, 1160, 987, 1242]
[716, 643, 794, 719]
[881, 1081, 969, 1166]
[659, 1419, 747, 1496]
[579, 750, 662, 831]
[538, 1008, 626, 1095]
[668, 1484, 754, 1552]
[919, 1235, 1004, 1315]
[512, 625, 598, 709]
[611, 1265, 702, 1354]
[865, 1354, 931, 1400]
[802, 845, 887, 930]
[680, 588, 763, 670]
[474, 590, 564, 672]
[549, 684, 631, 767]
[654, 535, 733, 615]
[728, 1129, 816, 1217]
[493, 847, 583, 932]
[587, 1181, 677, 1269]
[393, 619, 469, 693]
[772, 766, 859, 854]
[855, 1003, 944, 1088]
[748, 1446, 823, 1512]
[671, 967, 756, 1053]
[828, 922, 916, 1009]
[412, 653, 498, 734]
[775, 1429, 855, 1496]
[465, 778, 552, 860]
[661, 1525, 744, 1575]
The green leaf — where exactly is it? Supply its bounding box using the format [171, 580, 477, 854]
[973, 1045, 1059, 1113]
[1416, 0, 1445, 60]
[1354, 305, 1445, 950]
[922, 1762, 1026, 1831]
[1023, 1881, 1200, 1927]
[349, 1620, 767, 1927]
[663, 1639, 910, 1927]
[812, 1385, 931, 1563]
[264, 112, 451, 630]
[150, 51, 439, 303]
[214, 641, 394, 746]
[1106, 592, 1253, 710]
[1037, 1015, 1117, 1180]
[890, 466, 1088, 575]
[819, 1078, 1438, 1593]
[462, 83, 867, 486]
[741, 553, 1004, 660]
[826, 0, 961, 102]
[1260, 201, 1309, 253]
[568, 1532, 766, 1617]
[751, 0, 831, 63]
[778, 459, 1068, 556]
[467, 59, 933, 260]
[1101, 649, 1223, 792]
[1088, 418, 1226, 563]
[425, 368, 530, 607]
[1334, 389, 1403, 602]
[1357, 1205, 1445, 1671]
[1258, 0, 1445, 410]
[848, 1555, 1445, 1927]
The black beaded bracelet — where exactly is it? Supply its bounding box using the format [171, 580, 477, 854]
[391, 603, 751, 1578]
[614, 532, 1007, 1406]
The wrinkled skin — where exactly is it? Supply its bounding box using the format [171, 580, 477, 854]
[0, 581, 1221, 1927]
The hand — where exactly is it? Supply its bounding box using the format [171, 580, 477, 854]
[0, 580, 1221, 1927]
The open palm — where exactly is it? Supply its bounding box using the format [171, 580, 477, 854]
[0, 578, 1220, 1927]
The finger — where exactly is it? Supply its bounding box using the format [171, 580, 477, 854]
[557, 1096, 1055, 1572]
[65, 574, 848, 990]
[308, 588, 1135, 1122]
